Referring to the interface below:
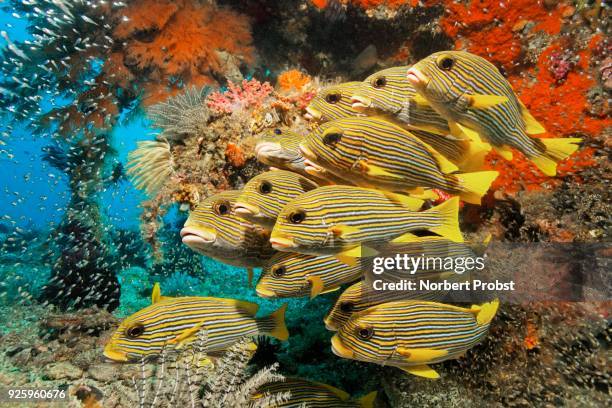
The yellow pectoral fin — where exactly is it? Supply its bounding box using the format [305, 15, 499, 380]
[336, 254, 358, 267]
[519, 101, 546, 135]
[307, 275, 325, 299]
[169, 321, 206, 348]
[329, 224, 361, 239]
[362, 162, 403, 179]
[468, 94, 509, 109]
[396, 347, 449, 363]
[383, 191, 424, 211]
[455, 122, 486, 145]
[399, 364, 440, 379]
[413, 94, 431, 106]
[335, 245, 378, 266]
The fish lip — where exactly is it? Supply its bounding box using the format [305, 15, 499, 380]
[350, 95, 371, 112]
[406, 67, 429, 88]
[180, 226, 216, 245]
[269, 236, 297, 250]
[303, 158, 326, 175]
[299, 144, 316, 160]
[255, 142, 282, 158]
[255, 286, 276, 298]
[324, 316, 338, 331]
[103, 346, 128, 362]
[234, 201, 260, 216]
[331, 335, 354, 358]
[305, 107, 321, 120]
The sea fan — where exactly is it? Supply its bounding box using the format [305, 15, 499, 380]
[147, 86, 211, 140]
[127, 140, 175, 195]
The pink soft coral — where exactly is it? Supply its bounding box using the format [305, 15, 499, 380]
[206, 79, 274, 115]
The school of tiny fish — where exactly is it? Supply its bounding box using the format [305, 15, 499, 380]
[104, 51, 583, 396]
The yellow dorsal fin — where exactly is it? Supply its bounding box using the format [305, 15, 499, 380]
[306, 275, 325, 299]
[399, 364, 440, 379]
[391, 232, 420, 243]
[169, 321, 206, 347]
[357, 391, 378, 408]
[494, 146, 514, 161]
[455, 122, 486, 145]
[151, 283, 162, 304]
[329, 224, 361, 239]
[447, 121, 471, 141]
[383, 191, 424, 211]
[468, 94, 509, 109]
[519, 101, 546, 135]
[471, 299, 500, 325]
[396, 347, 449, 364]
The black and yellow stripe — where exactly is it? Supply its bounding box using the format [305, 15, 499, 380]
[332, 299, 499, 378]
[325, 238, 476, 330]
[306, 81, 366, 122]
[182, 190, 275, 268]
[236, 170, 319, 229]
[257, 251, 362, 299]
[303, 117, 498, 204]
[253, 378, 376, 407]
[104, 294, 288, 362]
[271, 185, 463, 256]
[411, 51, 581, 175]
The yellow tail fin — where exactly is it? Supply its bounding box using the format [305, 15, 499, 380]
[532, 138, 582, 176]
[267, 303, 289, 341]
[357, 391, 378, 408]
[427, 197, 463, 243]
[457, 171, 499, 205]
[471, 299, 500, 325]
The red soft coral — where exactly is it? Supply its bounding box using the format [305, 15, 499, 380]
[206, 79, 273, 115]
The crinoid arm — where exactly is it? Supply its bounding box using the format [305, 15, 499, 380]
[127, 139, 175, 196]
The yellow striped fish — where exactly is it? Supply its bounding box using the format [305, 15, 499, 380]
[270, 185, 462, 261]
[252, 378, 377, 407]
[324, 238, 477, 331]
[407, 51, 581, 176]
[331, 299, 499, 379]
[103, 284, 289, 362]
[256, 251, 362, 299]
[301, 116, 498, 204]
[255, 128, 348, 185]
[305, 82, 366, 122]
[235, 170, 319, 229]
[181, 190, 275, 284]
[350, 66, 490, 171]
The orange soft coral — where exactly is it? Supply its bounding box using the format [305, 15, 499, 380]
[114, 0, 254, 105]
[277, 70, 312, 92]
[225, 142, 246, 167]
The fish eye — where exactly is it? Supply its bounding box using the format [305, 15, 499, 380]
[272, 266, 286, 278]
[372, 76, 387, 88]
[438, 56, 455, 71]
[323, 132, 342, 147]
[258, 181, 273, 194]
[274, 128, 282, 135]
[325, 93, 341, 104]
[288, 210, 306, 224]
[357, 326, 373, 340]
[339, 301, 354, 313]
[126, 323, 145, 338]
[214, 201, 231, 216]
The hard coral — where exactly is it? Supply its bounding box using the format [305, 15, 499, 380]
[206, 79, 274, 115]
[115, 0, 255, 105]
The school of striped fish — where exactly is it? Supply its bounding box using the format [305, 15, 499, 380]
[105, 51, 582, 398]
